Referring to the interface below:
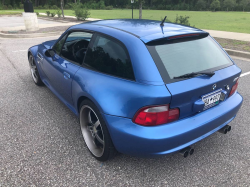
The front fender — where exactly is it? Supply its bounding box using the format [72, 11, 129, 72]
[28, 45, 39, 61]
[28, 45, 40, 73]
[28, 44, 47, 82]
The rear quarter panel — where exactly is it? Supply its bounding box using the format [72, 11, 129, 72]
[72, 68, 171, 118]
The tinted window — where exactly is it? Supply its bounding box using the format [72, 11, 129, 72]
[53, 34, 67, 54]
[148, 36, 233, 82]
[84, 34, 135, 80]
[60, 32, 93, 65]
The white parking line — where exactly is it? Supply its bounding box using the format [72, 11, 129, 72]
[240, 71, 250, 77]
[12, 50, 27, 52]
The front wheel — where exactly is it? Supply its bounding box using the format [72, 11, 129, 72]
[79, 100, 117, 161]
[29, 54, 43, 86]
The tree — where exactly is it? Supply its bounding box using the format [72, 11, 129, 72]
[210, 0, 220, 11]
[139, 0, 142, 19]
[196, 0, 206, 10]
[223, 0, 236, 11]
[61, 0, 64, 18]
[240, 0, 250, 11]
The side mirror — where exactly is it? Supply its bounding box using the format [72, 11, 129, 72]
[45, 49, 55, 58]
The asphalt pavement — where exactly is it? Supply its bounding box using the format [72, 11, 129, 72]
[0, 37, 249, 186]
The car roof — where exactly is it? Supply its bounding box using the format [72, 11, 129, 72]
[83, 19, 207, 43]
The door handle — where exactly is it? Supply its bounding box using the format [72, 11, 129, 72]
[63, 72, 70, 79]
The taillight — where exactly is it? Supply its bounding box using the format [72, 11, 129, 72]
[133, 105, 179, 126]
[229, 79, 239, 97]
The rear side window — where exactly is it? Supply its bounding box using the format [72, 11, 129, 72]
[147, 36, 233, 83]
[84, 34, 135, 80]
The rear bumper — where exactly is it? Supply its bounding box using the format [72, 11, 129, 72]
[104, 92, 243, 157]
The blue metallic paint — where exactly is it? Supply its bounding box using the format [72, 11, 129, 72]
[41, 53, 80, 106]
[88, 19, 206, 43]
[28, 20, 243, 157]
[43, 40, 57, 49]
[166, 65, 241, 119]
[72, 67, 171, 118]
[104, 92, 242, 157]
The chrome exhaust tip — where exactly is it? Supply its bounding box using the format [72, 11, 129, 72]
[179, 149, 189, 158]
[219, 126, 228, 134]
[218, 125, 231, 134]
[227, 125, 232, 132]
[179, 147, 194, 158]
[189, 148, 194, 156]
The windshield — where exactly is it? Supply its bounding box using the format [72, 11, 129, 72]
[66, 32, 92, 43]
[147, 36, 233, 83]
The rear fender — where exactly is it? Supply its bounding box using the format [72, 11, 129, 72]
[72, 68, 172, 118]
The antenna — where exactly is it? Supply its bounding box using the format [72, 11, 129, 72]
[160, 16, 167, 27]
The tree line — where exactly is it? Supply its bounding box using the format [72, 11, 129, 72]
[1, 0, 250, 12]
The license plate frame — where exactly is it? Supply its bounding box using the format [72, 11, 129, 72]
[202, 89, 222, 110]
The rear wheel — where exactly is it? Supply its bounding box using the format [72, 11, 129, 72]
[29, 54, 43, 86]
[79, 100, 117, 161]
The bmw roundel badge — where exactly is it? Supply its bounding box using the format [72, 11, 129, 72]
[212, 84, 217, 90]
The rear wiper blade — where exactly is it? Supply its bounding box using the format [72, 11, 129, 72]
[173, 72, 215, 79]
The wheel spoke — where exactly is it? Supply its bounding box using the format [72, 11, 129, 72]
[88, 110, 93, 124]
[93, 120, 100, 128]
[95, 132, 104, 145]
[33, 73, 37, 79]
[80, 106, 105, 157]
[29, 56, 39, 83]
[29, 57, 34, 66]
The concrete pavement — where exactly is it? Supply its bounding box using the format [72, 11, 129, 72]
[0, 16, 77, 31]
[205, 29, 250, 42]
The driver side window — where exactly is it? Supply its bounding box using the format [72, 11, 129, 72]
[60, 31, 93, 65]
[53, 34, 67, 55]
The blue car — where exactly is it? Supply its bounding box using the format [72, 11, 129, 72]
[28, 19, 243, 161]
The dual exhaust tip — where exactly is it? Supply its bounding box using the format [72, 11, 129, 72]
[179, 146, 194, 158]
[218, 125, 232, 134]
[179, 125, 232, 158]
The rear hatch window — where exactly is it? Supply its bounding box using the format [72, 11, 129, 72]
[147, 35, 233, 83]
[147, 35, 239, 119]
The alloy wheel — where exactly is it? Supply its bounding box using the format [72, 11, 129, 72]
[29, 55, 39, 83]
[80, 105, 105, 157]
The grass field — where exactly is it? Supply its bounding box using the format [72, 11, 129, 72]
[1, 9, 250, 34]
[0, 10, 22, 15]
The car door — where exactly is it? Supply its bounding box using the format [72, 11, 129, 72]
[41, 31, 94, 105]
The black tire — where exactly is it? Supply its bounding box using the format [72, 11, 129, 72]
[79, 100, 117, 161]
[28, 54, 44, 86]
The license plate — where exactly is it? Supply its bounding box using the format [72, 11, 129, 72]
[202, 90, 222, 110]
